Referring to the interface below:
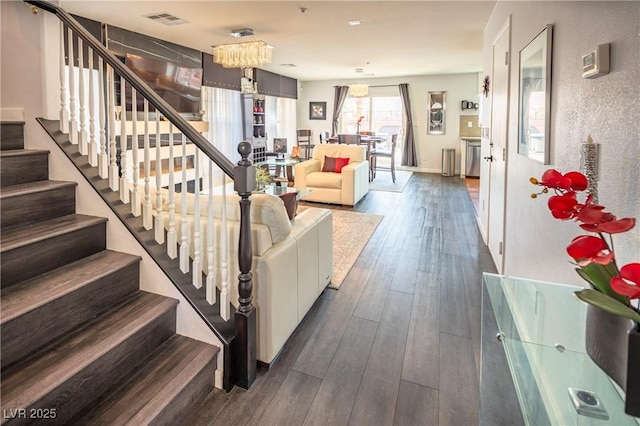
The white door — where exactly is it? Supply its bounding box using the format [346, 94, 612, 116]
[487, 20, 510, 273]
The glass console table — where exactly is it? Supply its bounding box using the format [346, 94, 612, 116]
[481, 273, 639, 425]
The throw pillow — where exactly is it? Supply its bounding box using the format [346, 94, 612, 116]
[322, 156, 350, 173]
[279, 191, 298, 220]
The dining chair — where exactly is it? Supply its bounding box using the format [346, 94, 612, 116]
[296, 129, 314, 160]
[371, 134, 398, 183]
[319, 131, 330, 144]
[337, 134, 361, 145]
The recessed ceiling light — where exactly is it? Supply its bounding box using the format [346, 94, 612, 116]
[348, 20, 361, 26]
[280, 64, 297, 67]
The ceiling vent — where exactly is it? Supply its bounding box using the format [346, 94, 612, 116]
[144, 13, 188, 26]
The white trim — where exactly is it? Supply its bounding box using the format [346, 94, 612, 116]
[0, 108, 25, 122]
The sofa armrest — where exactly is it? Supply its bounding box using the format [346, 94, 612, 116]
[340, 160, 370, 205]
[294, 159, 321, 188]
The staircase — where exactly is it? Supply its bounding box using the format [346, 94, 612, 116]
[0, 122, 218, 424]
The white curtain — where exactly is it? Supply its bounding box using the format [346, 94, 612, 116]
[265, 96, 297, 152]
[203, 86, 243, 163]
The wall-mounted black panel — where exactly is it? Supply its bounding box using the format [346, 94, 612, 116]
[255, 69, 297, 99]
[202, 53, 242, 91]
[105, 25, 201, 68]
[63, 15, 102, 68]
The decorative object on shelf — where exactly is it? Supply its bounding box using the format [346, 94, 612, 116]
[482, 75, 490, 97]
[531, 168, 640, 416]
[580, 135, 600, 203]
[460, 100, 478, 110]
[427, 91, 446, 135]
[290, 146, 301, 159]
[348, 84, 369, 97]
[213, 29, 273, 69]
[356, 115, 365, 134]
[518, 24, 553, 164]
[309, 101, 326, 120]
[255, 166, 272, 191]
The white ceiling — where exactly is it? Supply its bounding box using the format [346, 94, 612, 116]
[60, 1, 497, 82]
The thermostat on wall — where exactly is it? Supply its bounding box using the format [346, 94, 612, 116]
[582, 43, 610, 79]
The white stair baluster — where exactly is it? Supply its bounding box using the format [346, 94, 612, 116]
[192, 149, 202, 288]
[206, 159, 216, 304]
[179, 134, 190, 274]
[142, 99, 152, 229]
[87, 49, 97, 166]
[77, 38, 87, 155]
[108, 66, 119, 191]
[154, 113, 165, 244]
[119, 76, 129, 204]
[68, 28, 77, 145]
[98, 57, 108, 178]
[131, 89, 140, 216]
[59, 22, 69, 134]
[167, 124, 177, 259]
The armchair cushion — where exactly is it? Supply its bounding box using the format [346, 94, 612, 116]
[322, 156, 350, 173]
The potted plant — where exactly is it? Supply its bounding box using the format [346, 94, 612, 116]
[255, 166, 272, 191]
[531, 169, 640, 416]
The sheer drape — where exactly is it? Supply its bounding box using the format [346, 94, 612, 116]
[203, 86, 243, 163]
[399, 83, 417, 167]
[331, 86, 350, 136]
[265, 96, 297, 152]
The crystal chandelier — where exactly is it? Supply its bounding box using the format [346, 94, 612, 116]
[213, 40, 273, 69]
[349, 84, 369, 97]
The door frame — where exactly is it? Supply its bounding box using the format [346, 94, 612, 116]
[486, 16, 511, 273]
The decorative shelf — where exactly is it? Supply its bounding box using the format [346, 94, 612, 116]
[481, 274, 638, 425]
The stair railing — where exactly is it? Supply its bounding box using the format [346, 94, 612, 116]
[24, 0, 257, 389]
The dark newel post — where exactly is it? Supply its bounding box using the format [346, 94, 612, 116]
[233, 141, 257, 389]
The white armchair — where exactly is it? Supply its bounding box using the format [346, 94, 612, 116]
[294, 144, 369, 206]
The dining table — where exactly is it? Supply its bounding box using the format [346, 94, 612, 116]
[325, 135, 384, 181]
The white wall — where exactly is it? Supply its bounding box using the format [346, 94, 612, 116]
[1, 0, 225, 381]
[297, 74, 480, 173]
[482, 1, 640, 285]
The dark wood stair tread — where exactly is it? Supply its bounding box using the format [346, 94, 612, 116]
[0, 179, 76, 199]
[0, 214, 107, 252]
[1, 250, 141, 324]
[76, 335, 218, 424]
[1, 292, 178, 409]
[0, 149, 49, 158]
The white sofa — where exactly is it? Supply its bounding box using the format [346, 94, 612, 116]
[294, 144, 369, 206]
[157, 192, 332, 364]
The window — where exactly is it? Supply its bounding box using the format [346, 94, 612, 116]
[339, 93, 404, 163]
[340, 95, 403, 137]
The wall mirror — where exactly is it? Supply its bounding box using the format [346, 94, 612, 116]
[427, 91, 446, 135]
[518, 24, 553, 164]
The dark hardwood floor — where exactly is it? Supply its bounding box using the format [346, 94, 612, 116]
[184, 172, 498, 426]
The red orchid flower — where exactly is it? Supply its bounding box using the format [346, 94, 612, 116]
[566, 235, 614, 266]
[548, 192, 579, 219]
[611, 263, 640, 299]
[357, 116, 365, 124]
[535, 169, 588, 192]
[581, 217, 636, 234]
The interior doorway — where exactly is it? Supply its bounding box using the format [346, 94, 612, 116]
[486, 18, 511, 273]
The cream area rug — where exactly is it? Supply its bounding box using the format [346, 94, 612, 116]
[296, 207, 383, 289]
[369, 170, 413, 193]
[328, 210, 383, 289]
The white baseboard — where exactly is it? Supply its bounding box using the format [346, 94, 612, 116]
[1, 107, 25, 122]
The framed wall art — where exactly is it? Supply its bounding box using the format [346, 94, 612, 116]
[309, 101, 326, 120]
[427, 91, 446, 135]
[518, 24, 553, 164]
